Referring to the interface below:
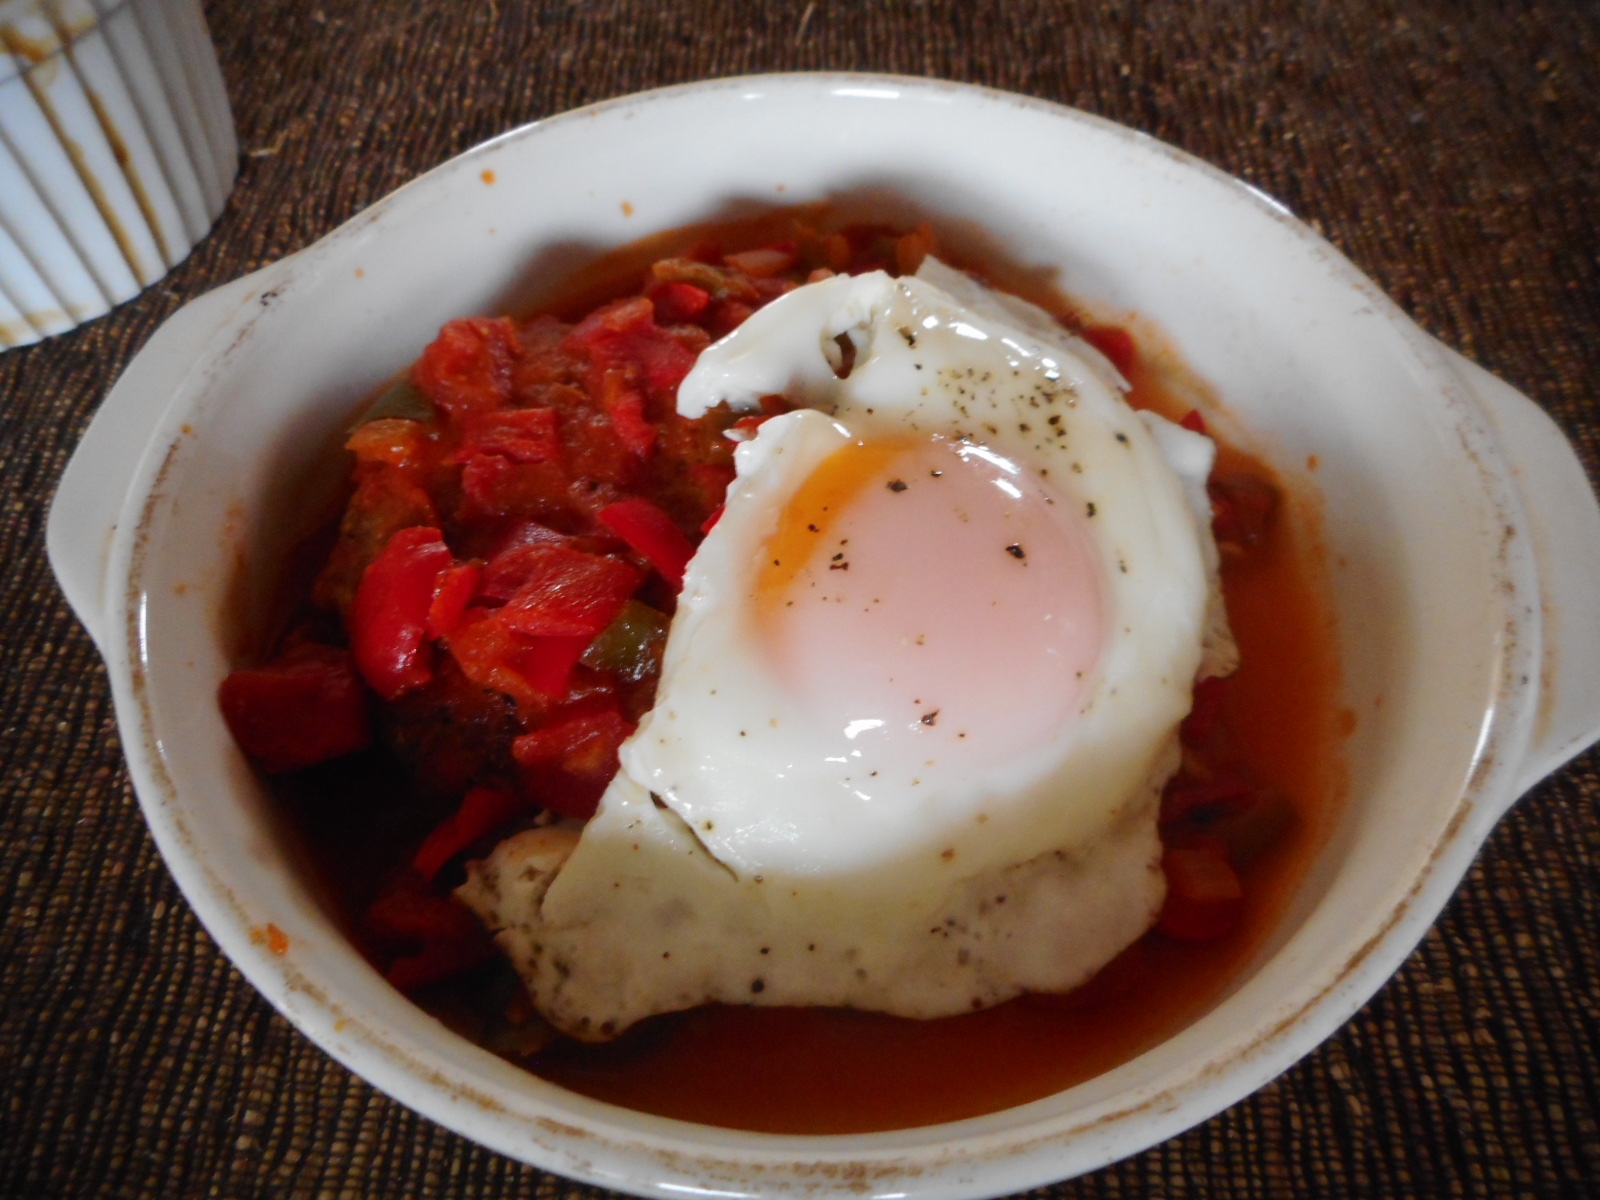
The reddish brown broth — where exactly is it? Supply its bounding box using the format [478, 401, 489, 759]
[264, 221, 1344, 1135]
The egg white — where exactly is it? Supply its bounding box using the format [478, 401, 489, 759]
[460, 262, 1231, 1039]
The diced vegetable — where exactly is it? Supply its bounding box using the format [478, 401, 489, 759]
[597, 496, 696, 592]
[1209, 473, 1279, 555]
[566, 295, 701, 401]
[425, 562, 482, 640]
[505, 633, 593, 699]
[490, 544, 645, 639]
[648, 280, 712, 323]
[218, 643, 372, 772]
[361, 377, 436, 424]
[1081, 325, 1137, 376]
[351, 526, 455, 700]
[346, 417, 429, 469]
[648, 257, 762, 304]
[365, 871, 497, 993]
[581, 599, 670, 682]
[451, 406, 562, 465]
[413, 786, 527, 881]
[1157, 846, 1244, 941]
[601, 385, 656, 457]
[724, 245, 798, 279]
[411, 316, 519, 418]
[512, 705, 636, 819]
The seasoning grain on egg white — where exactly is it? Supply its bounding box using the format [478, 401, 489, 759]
[459, 262, 1235, 1040]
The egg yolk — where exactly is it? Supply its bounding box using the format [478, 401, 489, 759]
[756, 434, 1106, 786]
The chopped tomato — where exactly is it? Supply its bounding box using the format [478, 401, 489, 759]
[648, 280, 712, 323]
[1157, 846, 1244, 941]
[347, 417, 430, 470]
[512, 705, 635, 819]
[351, 527, 455, 701]
[412, 316, 519, 419]
[1180, 409, 1208, 435]
[706, 299, 753, 337]
[597, 496, 697, 592]
[1081, 324, 1137, 376]
[445, 611, 543, 711]
[451, 406, 562, 465]
[365, 870, 497, 992]
[567, 296, 700, 402]
[413, 786, 527, 881]
[218, 643, 371, 772]
[456, 451, 572, 522]
[488, 544, 645, 639]
[425, 562, 482, 640]
[1209, 473, 1279, 555]
[505, 633, 593, 698]
[602, 385, 657, 458]
[724, 245, 798, 278]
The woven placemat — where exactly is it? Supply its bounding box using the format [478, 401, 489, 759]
[3, 1, 1597, 1196]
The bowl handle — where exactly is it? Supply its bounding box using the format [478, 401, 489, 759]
[1440, 344, 1600, 804]
[47, 270, 268, 654]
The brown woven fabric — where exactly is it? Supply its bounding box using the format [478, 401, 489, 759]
[3, 1, 1598, 1196]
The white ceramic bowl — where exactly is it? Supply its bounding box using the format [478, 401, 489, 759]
[47, 75, 1600, 1197]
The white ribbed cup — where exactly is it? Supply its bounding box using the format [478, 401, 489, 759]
[0, 0, 236, 349]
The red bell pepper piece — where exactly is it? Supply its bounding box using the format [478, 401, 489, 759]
[1081, 324, 1137, 376]
[567, 296, 700, 401]
[724, 245, 798, 278]
[425, 562, 482, 640]
[365, 871, 497, 993]
[412, 786, 527, 881]
[351, 527, 455, 701]
[1208, 474, 1279, 554]
[689, 462, 736, 511]
[603, 386, 657, 458]
[598, 496, 696, 592]
[218, 643, 372, 772]
[450, 406, 562, 465]
[512, 705, 635, 819]
[1157, 846, 1245, 941]
[491, 544, 644, 639]
[1180, 408, 1208, 435]
[707, 299, 754, 337]
[411, 316, 519, 419]
[648, 280, 712, 323]
[507, 633, 593, 698]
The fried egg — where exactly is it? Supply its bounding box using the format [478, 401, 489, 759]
[459, 260, 1233, 1040]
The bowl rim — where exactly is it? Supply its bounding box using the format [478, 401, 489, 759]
[88, 71, 1546, 1197]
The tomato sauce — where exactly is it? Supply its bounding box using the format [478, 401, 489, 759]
[238, 218, 1344, 1135]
